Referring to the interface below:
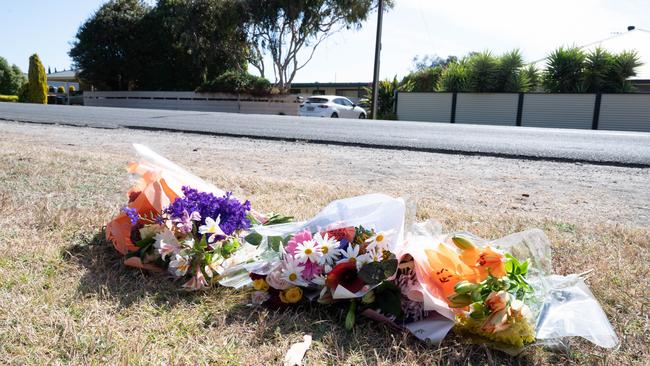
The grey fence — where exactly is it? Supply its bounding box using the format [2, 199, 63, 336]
[84, 91, 300, 116]
[396, 92, 650, 132]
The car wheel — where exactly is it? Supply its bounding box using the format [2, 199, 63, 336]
[331, 112, 339, 118]
[359, 113, 366, 119]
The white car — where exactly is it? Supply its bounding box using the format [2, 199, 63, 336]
[298, 95, 367, 119]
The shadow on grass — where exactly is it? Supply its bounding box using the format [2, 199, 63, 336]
[62, 231, 540, 364]
[61, 230, 200, 308]
[217, 295, 540, 365]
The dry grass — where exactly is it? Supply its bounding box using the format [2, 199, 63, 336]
[0, 122, 648, 365]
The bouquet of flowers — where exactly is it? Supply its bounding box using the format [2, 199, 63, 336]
[243, 193, 406, 329]
[106, 144, 290, 289]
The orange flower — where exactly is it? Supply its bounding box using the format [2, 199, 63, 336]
[458, 246, 506, 279]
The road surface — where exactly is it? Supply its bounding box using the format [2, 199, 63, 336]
[1, 103, 649, 166]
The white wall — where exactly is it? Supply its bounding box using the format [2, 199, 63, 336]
[599, 94, 650, 132]
[456, 93, 519, 126]
[396, 93, 452, 122]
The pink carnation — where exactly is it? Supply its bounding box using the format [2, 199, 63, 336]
[285, 230, 313, 255]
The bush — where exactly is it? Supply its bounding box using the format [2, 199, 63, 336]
[56, 86, 65, 93]
[197, 71, 271, 96]
[48, 86, 55, 93]
[438, 62, 470, 92]
[0, 94, 18, 102]
[69, 85, 76, 93]
[543, 47, 586, 93]
[26, 54, 47, 103]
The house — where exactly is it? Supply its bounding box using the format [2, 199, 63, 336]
[288, 82, 370, 102]
[46, 69, 81, 92]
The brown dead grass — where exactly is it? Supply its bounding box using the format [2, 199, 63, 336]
[0, 122, 648, 365]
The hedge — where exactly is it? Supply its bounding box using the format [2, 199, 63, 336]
[0, 95, 19, 102]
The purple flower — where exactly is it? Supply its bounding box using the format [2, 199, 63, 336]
[165, 187, 251, 236]
[122, 207, 139, 226]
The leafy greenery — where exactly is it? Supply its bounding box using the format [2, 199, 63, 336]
[0, 57, 26, 95]
[70, 0, 249, 91]
[0, 94, 18, 102]
[26, 54, 47, 104]
[438, 61, 470, 92]
[401, 66, 443, 92]
[197, 70, 271, 96]
[543, 47, 587, 93]
[361, 76, 413, 119]
[56, 86, 65, 93]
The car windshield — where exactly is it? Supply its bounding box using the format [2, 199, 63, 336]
[306, 97, 329, 104]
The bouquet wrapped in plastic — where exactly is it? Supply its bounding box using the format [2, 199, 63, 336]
[391, 221, 619, 352]
[105, 144, 291, 290]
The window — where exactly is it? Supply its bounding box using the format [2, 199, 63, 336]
[312, 89, 325, 95]
[289, 88, 301, 94]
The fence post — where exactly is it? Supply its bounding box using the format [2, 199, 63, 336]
[450, 92, 457, 123]
[592, 93, 602, 130]
[516, 93, 524, 126]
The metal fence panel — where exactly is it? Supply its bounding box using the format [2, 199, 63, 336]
[456, 93, 518, 125]
[396, 93, 452, 122]
[599, 94, 650, 132]
[521, 94, 595, 129]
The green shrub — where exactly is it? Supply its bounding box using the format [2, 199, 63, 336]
[48, 86, 55, 93]
[401, 66, 443, 92]
[69, 85, 76, 93]
[438, 62, 470, 92]
[0, 94, 18, 102]
[197, 71, 271, 96]
[56, 86, 65, 93]
[27, 54, 48, 103]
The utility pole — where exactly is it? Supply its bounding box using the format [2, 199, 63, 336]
[371, 0, 384, 119]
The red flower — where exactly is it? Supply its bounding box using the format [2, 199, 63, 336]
[326, 261, 365, 293]
[325, 227, 355, 243]
[249, 272, 266, 281]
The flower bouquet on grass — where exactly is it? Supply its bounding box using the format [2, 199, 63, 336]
[243, 193, 406, 329]
[105, 144, 291, 290]
[392, 222, 619, 353]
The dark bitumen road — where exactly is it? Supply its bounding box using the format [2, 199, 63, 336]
[1, 103, 649, 167]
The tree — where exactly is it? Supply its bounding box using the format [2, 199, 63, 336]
[401, 66, 443, 92]
[26, 54, 48, 103]
[542, 47, 586, 93]
[0, 57, 26, 95]
[410, 54, 457, 71]
[245, 0, 392, 91]
[437, 61, 469, 92]
[140, 0, 249, 90]
[70, 0, 150, 90]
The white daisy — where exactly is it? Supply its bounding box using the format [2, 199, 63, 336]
[154, 229, 180, 260]
[281, 258, 308, 286]
[294, 239, 321, 264]
[198, 216, 226, 243]
[313, 232, 341, 265]
[365, 230, 394, 252]
[340, 244, 361, 263]
[168, 253, 191, 277]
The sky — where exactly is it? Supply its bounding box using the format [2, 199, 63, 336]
[1, 0, 649, 83]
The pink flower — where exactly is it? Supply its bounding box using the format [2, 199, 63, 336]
[485, 291, 510, 312]
[301, 259, 322, 281]
[481, 307, 510, 333]
[266, 266, 291, 290]
[285, 230, 313, 256]
[182, 266, 208, 291]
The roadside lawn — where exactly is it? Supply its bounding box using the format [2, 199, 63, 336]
[0, 121, 648, 365]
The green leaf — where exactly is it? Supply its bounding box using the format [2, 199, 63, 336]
[134, 236, 155, 249]
[244, 232, 263, 246]
[345, 300, 356, 331]
[372, 281, 402, 318]
[222, 238, 240, 256]
[268, 236, 283, 252]
[358, 262, 385, 285]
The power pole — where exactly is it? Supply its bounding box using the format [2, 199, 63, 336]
[371, 0, 384, 119]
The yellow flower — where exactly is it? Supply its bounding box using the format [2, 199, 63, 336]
[280, 286, 303, 304]
[252, 278, 269, 291]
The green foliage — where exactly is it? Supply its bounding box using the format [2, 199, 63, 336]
[543, 46, 641, 93]
[0, 57, 26, 95]
[70, 0, 249, 91]
[27, 54, 47, 104]
[69, 85, 76, 93]
[0, 94, 18, 102]
[543, 47, 586, 93]
[56, 86, 65, 93]
[362, 76, 413, 120]
[521, 65, 540, 91]
[438, 61, 469, 92]
[401, 66, 443, 92]
[197, 71, 271, 96]
[468, 51, 498, 92]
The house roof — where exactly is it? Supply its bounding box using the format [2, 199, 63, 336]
[531, 28, 650, 80]
[47, 69, 79, 81]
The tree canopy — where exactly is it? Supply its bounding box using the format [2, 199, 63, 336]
[0, 57, 26, 95]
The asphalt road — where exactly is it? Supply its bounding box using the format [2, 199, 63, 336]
[1, 103, 649, 166]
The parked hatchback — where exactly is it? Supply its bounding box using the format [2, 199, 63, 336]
[298, 95, 367, 119]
